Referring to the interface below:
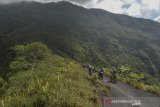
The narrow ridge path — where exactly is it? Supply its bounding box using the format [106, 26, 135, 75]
[100, 76, 160, 107]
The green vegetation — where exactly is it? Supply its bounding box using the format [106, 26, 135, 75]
[9, 42, 51, 72]
[0, 42, 103, 107]
[0, 2, 160, 105]
[0, 1, 160, 81]
[105, 66, 160, 96]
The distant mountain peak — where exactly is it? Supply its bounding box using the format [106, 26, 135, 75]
[54, 1, 81, 7]
[55, 1, 73, 4]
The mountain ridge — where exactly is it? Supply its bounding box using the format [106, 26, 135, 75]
[0, 1, 160, 80]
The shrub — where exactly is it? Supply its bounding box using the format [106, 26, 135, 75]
[9, 42, 52, 72]
[0, 77, 7, 97]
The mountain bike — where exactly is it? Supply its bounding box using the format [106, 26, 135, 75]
[110, 75, 117, 84]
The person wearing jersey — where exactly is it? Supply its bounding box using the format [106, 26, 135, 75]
[98, 68, 104, 79]
[88, 66, 92, 76]
[110, 68, 118, 84]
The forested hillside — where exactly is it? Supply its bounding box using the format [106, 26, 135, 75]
[0, 1, 160, 81]
[0, 2, 160, 106]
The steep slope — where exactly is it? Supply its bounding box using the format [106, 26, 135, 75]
[0, 42, 102, 107]
[0, 1, 160, 79]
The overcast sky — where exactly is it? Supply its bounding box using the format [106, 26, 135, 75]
[0, 0, 160, 22]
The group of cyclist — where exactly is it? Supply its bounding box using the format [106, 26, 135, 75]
[82, 64, 118, 84]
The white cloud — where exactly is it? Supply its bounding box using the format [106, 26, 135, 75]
[95, 0, 124, 13]
[124, 2, 141, 17]
[141, 0, 159, 10]
[85, 0, 160, 22]
[155, 15, 160, 22]
[0, 0, 160, 22]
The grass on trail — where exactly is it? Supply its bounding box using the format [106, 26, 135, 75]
[0, 54, 102, 107]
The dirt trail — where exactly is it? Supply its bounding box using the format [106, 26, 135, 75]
[100, 76, 160, 107]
